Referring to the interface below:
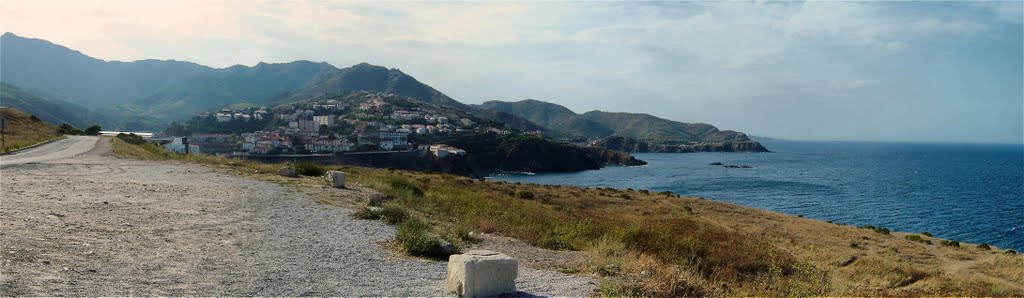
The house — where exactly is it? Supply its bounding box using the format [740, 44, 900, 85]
[429, 144, 466, 158]
[215, 112, 232, 122]
[313, 115, 335, 126]
[163, 137, 190, 154]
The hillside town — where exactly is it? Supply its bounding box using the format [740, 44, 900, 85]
[163, 92, 521, 158]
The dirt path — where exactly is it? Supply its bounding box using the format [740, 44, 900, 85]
[0, 138, 595, 296]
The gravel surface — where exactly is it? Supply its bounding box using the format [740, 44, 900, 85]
[0, 138, 596, 296]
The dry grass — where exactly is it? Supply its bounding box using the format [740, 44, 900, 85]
[109, 139, 1024, 296]
[0, 108, 62, 152]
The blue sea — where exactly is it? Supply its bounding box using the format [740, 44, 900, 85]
[492, 141, 1024, 251]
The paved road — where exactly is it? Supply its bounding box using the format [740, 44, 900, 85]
[0, 138, 595, 296]
[0, 136, 99, 166]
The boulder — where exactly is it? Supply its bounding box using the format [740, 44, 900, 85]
[445, 250, 517, 297]
[367, 193, 384, 206]
[278, 166, 297, 177]
[326, 171, 345, 188]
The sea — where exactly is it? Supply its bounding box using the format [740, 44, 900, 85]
[491, 140, 1024, 251]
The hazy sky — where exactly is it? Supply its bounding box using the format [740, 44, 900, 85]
[2, 1, 1022, 143]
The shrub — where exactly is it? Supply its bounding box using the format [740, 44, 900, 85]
[116, 133, 147, 145]
[379, 204, 409, 225]
[28, 115, 40, 122]
[1007, 250, 1017, 255]
[84, 124, 102, 136]
[941, 240, 960, 247]
[389, 177, 425, 197]
[850, 242, 860, 248]
[921, 231, 933, 237]
[351, 207, 382, 220]
[905, 234, 931, 245]
[860, 225, 890, 235]
[294, 162, 326, 176]
[977, 243, 991, 250]
[516, 191, 536, 200]
[396, 217, 451, 259]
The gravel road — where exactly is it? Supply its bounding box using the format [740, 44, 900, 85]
[0, 138, 595, 296]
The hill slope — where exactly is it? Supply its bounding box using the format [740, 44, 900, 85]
[0, 107, 62, 152]
[0, 83, 108, 128]
[1, 33, 548, 133]
[478, 99, 761, 143]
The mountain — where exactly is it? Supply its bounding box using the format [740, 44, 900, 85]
[0, 32, 212, 107]
[274, 63, 550, 134]
[477, 99, 753, 142]
[0, 83, 109, 128]
[1, 32, 547, 133]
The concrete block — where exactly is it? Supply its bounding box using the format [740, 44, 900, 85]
[445, 250, 517, 297]
[326, 171, 345, 188]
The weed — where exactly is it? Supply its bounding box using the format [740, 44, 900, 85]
[351, 207, 382, 220]
[294, 162, 326, 176]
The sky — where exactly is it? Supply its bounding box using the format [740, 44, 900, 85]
[1, 1, 1022, 144]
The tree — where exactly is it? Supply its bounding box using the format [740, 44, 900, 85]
[84, 124, 102, 136]
[58, 123, 82, 135]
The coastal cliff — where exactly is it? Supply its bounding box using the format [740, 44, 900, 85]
[596, 136, 770, 153]
[435, 134, 646, 177]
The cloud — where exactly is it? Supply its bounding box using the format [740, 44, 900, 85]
[0, 1, 1020, 143]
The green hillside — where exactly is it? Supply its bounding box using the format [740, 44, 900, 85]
[0, 83, 108, 128]
[0, 107, 62, 152]
[477, 99, 752, 142]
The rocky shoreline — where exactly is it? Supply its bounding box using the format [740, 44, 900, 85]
[595, 136, 770, 153]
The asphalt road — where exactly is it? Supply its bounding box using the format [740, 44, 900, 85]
[0, 136, 99, 166]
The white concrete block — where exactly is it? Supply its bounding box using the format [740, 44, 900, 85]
[445, 250, 518, 297]
[326, 171, 345, 188]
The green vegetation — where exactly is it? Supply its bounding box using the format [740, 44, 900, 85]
[108, 138, 1024, 296]
[294, 162, 326, 177]
[861, 225, 891, 235]
[478, 99, 752, 142]
[941, 240, 961, 247]
[0, 107, 63, 152]
[921, 231, 933, 237]
[905, 234, 932, 245]
[0, 82, 110, 128]
[977, 243, 991, 250]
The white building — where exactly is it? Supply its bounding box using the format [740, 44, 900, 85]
[313, 115, 335, 126]
[215, 112, 232, 122]
[164, 137, 191, 154]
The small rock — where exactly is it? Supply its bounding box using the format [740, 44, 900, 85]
[278, 166, 297, 177]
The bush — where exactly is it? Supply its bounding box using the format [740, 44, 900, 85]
[921, 231, 933, 237]
[294, 162, 326, 176]
[860, 225, 890, 235]
[977, 243, 991, 250]
[84, 124, 102, 136]
[379, 204, 409, 225]
[389, 178, 425, 197]
[516, 191, 536, 200]
[28, 115, 40, 122]
[941, 240, 960, 247]
[116, 133, 147, 145]
[1007, 250, 1017, 255]
[351, 207, 382, 220]
[905, 234, 931, 245]
[396, 217, 451, 259]
[58, 123, 83, 135]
